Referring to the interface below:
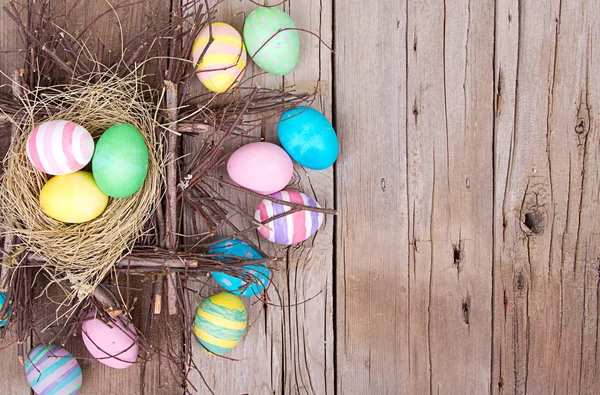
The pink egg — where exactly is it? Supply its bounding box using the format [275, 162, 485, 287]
[227, 142, 293, 195]
[26, 120, 94, 175]
[81, 312, 139, 369]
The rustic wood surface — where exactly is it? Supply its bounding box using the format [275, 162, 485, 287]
[1, 0, 600, 394]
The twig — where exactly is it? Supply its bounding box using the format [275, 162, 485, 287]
[164, 81, 180, 251]
[204, 176, 338, 215]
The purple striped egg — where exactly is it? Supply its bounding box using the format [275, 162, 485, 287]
[255, 190, 324, 245]
[26, 120, 94, 175]
[25, 344, 82, 395]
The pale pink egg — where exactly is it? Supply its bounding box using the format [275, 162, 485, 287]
[82, 312, 139, 369]
[227, 142, 293, 195]
[26, 120, 94, 175]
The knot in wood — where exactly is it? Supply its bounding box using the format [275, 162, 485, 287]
[575, 119, 586, 134]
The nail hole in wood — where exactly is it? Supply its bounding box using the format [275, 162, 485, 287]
[523, 211, 545, 234]
[453, 244, 462, 266]
[517, 272, 525, 293]
[462, 294, 471, 325]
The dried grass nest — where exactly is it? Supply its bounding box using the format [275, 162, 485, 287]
[0, 71, 163, 303]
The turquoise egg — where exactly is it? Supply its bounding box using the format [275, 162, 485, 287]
[243, 7, 300, 75]
[278, 107, 339, 170]
[25, 344, 83, 395]
[0, 291, 10, 327]
[207, 238, 271, 297]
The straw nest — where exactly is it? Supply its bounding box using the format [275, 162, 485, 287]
[0, 71, 162, 302]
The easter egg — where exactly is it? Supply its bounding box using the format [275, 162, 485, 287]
[192, 22, 247, 93]
[193, 292, 247, 355]
[92, 123, 148, 198]
[227, 142, 293, 195]
[278, 106, 339, 170]
[243, 7, 300, 75]
[40, 171, 108, 223]
[26, 120, 94, 175]
[25, 344, 82, 395]
[207, 238, 271, 297]
[81, 312, 139, 369]
[0, 291, 11, 327]
[255, 190, 324, 245]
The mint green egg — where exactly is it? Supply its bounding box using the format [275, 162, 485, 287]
[92, 124, 148, 198]
[243, 7, 300, 75]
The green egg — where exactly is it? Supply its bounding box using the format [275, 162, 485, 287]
[243, 7, 300, 75]
[92, 123, 148, 198]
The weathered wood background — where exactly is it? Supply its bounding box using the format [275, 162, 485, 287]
[1, 0, 599, 393]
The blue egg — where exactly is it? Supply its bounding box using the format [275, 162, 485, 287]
[278, 106, 338, 170]
[0, 291, 11, 327]
[207, 238, 271, 297]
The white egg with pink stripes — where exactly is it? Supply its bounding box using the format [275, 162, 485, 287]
[255, 190, 324, 245]
[26, 120, 94, 175]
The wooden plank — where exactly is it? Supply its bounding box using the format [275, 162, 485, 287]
[279, 1, 334, 394]
[182, 1, 283, 393]
[16, 1, 180, 394]
[493, 0, 600, 393]
[335, 0, 494, 393]
[334, 1, 410, 391]
[183, 1, 334, 394]
[0, 1, 34, 394]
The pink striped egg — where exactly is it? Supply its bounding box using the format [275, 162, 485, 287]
[26, 120, 94, 175]
[192, 22, 247, 93]
[255, 190, 324, 245]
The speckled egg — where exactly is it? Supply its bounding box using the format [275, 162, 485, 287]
[194, 292, 247, 355]
[82, 312, 139, 369]
[255, 190, 324, 245]
[227, 142, 293, 195]
[207, 238, 271, 297]
[39, 171, 108, 223]
[192, 22, 247, 93]
[278, 106, 338, 170]
[243, 7, 300, 75]
[26, 120, 94, 175]
[92, 123, 148, 198]
[25, 344, 82, 395]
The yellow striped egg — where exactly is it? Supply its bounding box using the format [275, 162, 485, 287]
[192, 23, 247, 93]
[193, 292, 247, 355]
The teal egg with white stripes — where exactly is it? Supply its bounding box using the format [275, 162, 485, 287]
[0, 291, 11, 327]
[193, 292, 247, 355]
[25, 344, 82, 395]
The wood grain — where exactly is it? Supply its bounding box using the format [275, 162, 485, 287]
[493, 0, 600, 393]
[279, 1, 334, 394]
[0, 1, 33, 394]
[0, 0, 21, 91]
[335, 0, 494, 393]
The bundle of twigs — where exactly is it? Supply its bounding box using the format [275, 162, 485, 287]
[0, 0, 335, 392]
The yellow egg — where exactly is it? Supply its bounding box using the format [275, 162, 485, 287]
[40, 171, 108, 223]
